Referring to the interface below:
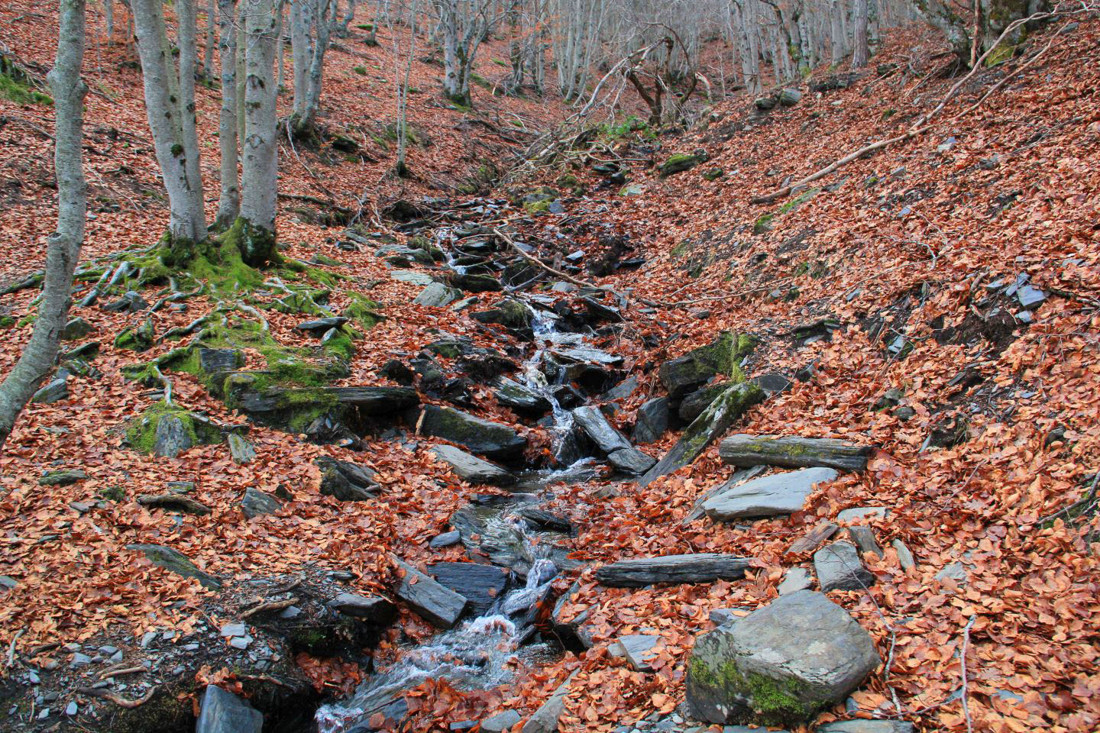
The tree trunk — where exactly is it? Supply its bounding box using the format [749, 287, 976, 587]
[0, 0, 87, 452]
[852, 0, 870, 67]
[239, 0, 280, 266]
[291, 0, 312, 119]
[203, 0, 216, 76]
[216, 0, 240, 228]
[104, 0, 114, 44]
[339, 0, 357, 35]
[131, 0, 207, 244]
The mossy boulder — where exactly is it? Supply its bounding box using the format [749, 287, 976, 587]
[127, 543, 222, 589]
[659, 153, 702, 177]
[686, 590, 880, 727]
[126, 402, 224, 457]
[659, 331, 757, 400]
[114, 318, 155, 352]
[411, 404, 526, 461]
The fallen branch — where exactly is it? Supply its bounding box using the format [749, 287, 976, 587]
[1035, 468, 1100, 526]
[241, 597, 297, 619]
[76, 686, 157, 708]
[6, 628, 24, 667]
[98, 665, 146, 680]
[752, 4, 1094, 205]
[492, 227, 598, 290]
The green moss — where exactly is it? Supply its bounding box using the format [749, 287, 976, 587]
[0, 315, 15, 329]
[114, 318, 155, 352]
[779, 187, 820, 214]
[0, 69, 52, 105]
[753, 214, 774, 234]
[344, 292, 383, 331]
[689, 655, 811, 726]
[99, 485, 126, 502]
[659, 153, 701, 177]
[322, 330, 355, 360]
[125, 401, 202, 454]
[353, 65, 368, 75]
[984, 43, 1015, 66]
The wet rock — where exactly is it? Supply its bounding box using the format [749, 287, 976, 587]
[127, 543, 221, 589]
[719, 435, 873, 472]
[817, 721, 915, 733]
[814, 541, 874, 591]
[777, 567, 813, 595]
[471, 298, 532, 331]
[658, 332, 754, 399]
[448, 272, 502, 293]
[516, 507, 572, 533]
[571, 405, 631, 454]
[414, 405, 527, 461]
[327, 593, 397, 622]
[431, 444, 516, 487]
[603, 375, 639, 402]
[31, 377, 68, 404]
[482, 709, 522, 732]
[60, 317, 94, 340]
[633, 397, 669, 444]
[609, 634, 661, 672]
[196, 684, 263, 733]
[494, 378, 551, 416]
[414, 282, 463, 307]
[317, 456, 382, 500]
[429, 562, 509, 616]
[198, 348, 243, 375]
[703, 467, 839, 521]
[241, 487, 281, 518]
[597, 553, 751, 587]
[607, 446, 657, 475]
[686, 590, 880, 726]
[296, 316, 349, 334]
[137, 493, 212, 515]
[522, 671, 578, 733]
[425, 532, 460, 552]
[394, 559, 468, 628]
[380, 359, 417, 385]
[640, 382, 766, 488]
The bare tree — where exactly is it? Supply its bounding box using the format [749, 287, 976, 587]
[217, 0, 241, 227]
[130, 0, 208, 246]
[290, 0, 336, 133]
[392, 0, 419, 175]
[851, 0, 869, 67]
[239, 0, 282, 265]
[432, 0, 496, 106]
[0, 0, 87, 451]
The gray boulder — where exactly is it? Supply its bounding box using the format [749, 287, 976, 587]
[633, 397, 669, 444]
[494, 378, 551, 416]
[394, 559, 468, 628]
[609, 634, 660, 671]
[431, 444, 516, 486]
[658, 332, 754, 400]
[703, 467, 839, 521]
[153, 415, 192, 458]
[814, 541, 875, 591]
[196, 685, 262, 733]
[428, 562, 509, 616]
[241, 487, 281, 518]
[686, 590, 880, 726]
[414, 282, 463, 307]
[414, 405, 526, 460]
[571, 405, 631, 454]
[227, 433, 256, 464]
[719, 435, 873, 472]
[817, 721, 915, 733]
[127, 544, 221, 589]
[607, 446, 657, 475]
[31, 377, 69, 404]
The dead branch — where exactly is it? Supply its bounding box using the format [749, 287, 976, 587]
[241, 597, 298, 619]
[493, 228, 597, 290]
[76, 686, 158, 708]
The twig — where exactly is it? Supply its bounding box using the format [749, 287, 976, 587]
[241, 597, 297, 619]
[961, 615, 977, 733]
[1035, 469, 1100, 525]
[492, 227, 598, 290]
[98, 665, 146, 680]
[6, 628, 24, 667]
[76, 686, 157, 708]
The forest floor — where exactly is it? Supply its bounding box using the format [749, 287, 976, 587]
[1, 2, 1099, 732]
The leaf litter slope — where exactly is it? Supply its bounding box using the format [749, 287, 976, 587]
[0, 3, 1098, 733]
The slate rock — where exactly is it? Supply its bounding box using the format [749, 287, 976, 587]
[848, 526, 883, 557]
[892, 539, 916, 571]
[449, 272, 502, 293]
[686, 590, 880, 726]
[296, 316, 348, 334]
[777, 567, 813, 595]
[241, 487, 281, 518]
[640, 382, 765, 488]
[127, 544, 221, 589]
[414, 405, 527, 460]
[327, 593, 397, 623]
[658, 332, 753, 399]
[196, 684, 263, 733]
[198, 348, 243, 374]
[394, 559, 468, 628]
[633, 397, 669, 444]
[719, 435, 873, 472]
[597, 553, 751, 587]
[522, 671, 578, 733]
[679, 384, 728, 423]
[428, 562, 509, 616]
[817, 722, 915, 733]
[391, 270, 435, 286]
[38, 469, 88, 486]
[481, 710, 522, 732]
[603, 374, 639, 402]
[609, 634, 660, 671]
[430, 530, 461, 549]
[607, 446, 657, 475]
[814, 541, 875, 592]
[31, 378, 69, 404]
[227, 433, 256, 464]
[317, 456, 382, 500]
[153, 415, 192, 458]
[703, 467, 839, 521]
[495, 378, 551, 416]
[837, 506, 888, 523]
[414, 282, 463, 307]
[432, 444, 516, 486]
[60, 317, 94, 341]
[935, 561, 969, 585]
[751, 373, 793, 395]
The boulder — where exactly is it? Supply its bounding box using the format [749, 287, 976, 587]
[571, 406, 631, 454]
[317, 456, 382, 500]
[394, 559, 468, 628]
[679, 383, 728, 423]
[609, 634, 661, 672]
[683, 466, 767, 525]
[658, 332, 754, 399]
[60, 317, 94, 341]
[448, 272, 502, 293]
[719, 435, 873, 472]
[640, 382, 765, 488]
[686, 590, 881, 726]
[494, 378, 551, 416]
[607, 446, 657, 475]
[198, 348, 244, 375]
[596, 553, 751, 587]
[241, 487, 281, 518]
[817, 721, 915, 733]
[431, 445, 516, 486]
[633, 397, 669, 444]
[196, 685, 263, 733]
[127, 544, 221, 589]
[659, 153, 702, 177]
[814, 541, 875, 591]
[429, 562, 509, 616]
[227, 433, 256, 464]
[703, 467, 839, 521]
[153, 415, 193, 458]
[414, 405, 527, 461]
[414, 282, 463, 307]
[779, 87, 802, 106]
[31, 377, 68, 404]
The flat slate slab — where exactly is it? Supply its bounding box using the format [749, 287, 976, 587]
[394, 559, 468, 628]
[415, 405, 527, 460]
[596, 553, 752, 587]
[571, 406, 631, 454]
[703, 467, 839, 521]
[239, 385, 418, 415]
[607, 446, 657, 475]
[431, 444, 516, 486]
[720, 434, 873, 472]
[196, 685, 263, 733]
[814, 541, 875, 591]
[609, 634, 661, 671]
[428, 562, 509, 616]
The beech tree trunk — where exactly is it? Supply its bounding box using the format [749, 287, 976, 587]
[131, 0, 208, 244]
[852, 0, 869, 67]
[291, 0, 334, 131]
[216, 0, 240, 228]
[239, 0, 281, 266]
[0, 0, 87, 451]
